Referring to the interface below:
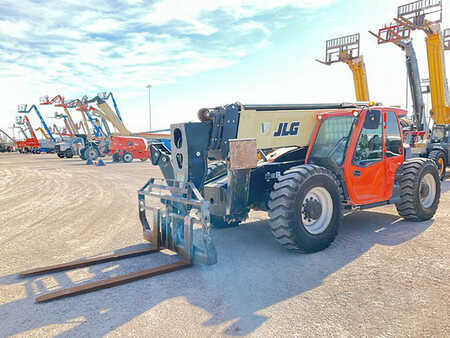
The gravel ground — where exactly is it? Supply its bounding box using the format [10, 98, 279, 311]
[0, 153, 449, 337]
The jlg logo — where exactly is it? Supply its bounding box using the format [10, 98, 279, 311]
[273, 121, 300, 137]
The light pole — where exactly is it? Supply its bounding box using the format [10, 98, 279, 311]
[146, 84, 152, 132]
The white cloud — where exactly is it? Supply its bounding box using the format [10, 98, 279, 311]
[0, 0, 339, 132]
[0, 20, 31, 38]
[82, 18, 125, 33]
[235, 21, 270, 35]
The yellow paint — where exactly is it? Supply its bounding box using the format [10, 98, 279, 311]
[35, 127, 49, 139]
[425, 31, 450, 124]
[95, 102, 131, 136]
[80, 111, 93, 140]
[345, 56, 370, 102]
[438, 157, 444, 175]
[237, 108, 325, 149]
[63, 107, 79, 134]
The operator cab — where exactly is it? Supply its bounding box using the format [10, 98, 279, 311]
[306, 107, 406, 205]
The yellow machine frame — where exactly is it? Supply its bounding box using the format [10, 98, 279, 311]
[317, 33, 370, 102]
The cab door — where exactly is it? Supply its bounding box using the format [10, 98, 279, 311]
[383, 110, 404, 198]
[344, 109, 386, 205]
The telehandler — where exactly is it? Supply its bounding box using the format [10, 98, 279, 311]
[20, 101, 441, 303]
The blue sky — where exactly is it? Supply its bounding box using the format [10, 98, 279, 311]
[0, 0, 448, 134]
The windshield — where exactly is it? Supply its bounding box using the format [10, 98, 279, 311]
[431, 126, 446, 142]
[309, 115, 355, 166]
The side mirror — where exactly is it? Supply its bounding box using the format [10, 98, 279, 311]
[363, 110, 381, 130]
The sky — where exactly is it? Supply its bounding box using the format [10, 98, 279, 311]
[0, 0, 449, 136]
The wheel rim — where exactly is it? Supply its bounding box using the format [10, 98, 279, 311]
[86, 149, 96, 160]
[437, 158, 444, 176]
[420, 173, 436, 208]
[301, 187, 333, 235]
[124, 154, 132, 162]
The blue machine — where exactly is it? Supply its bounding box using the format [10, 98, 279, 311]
[17, 104, 57, 153]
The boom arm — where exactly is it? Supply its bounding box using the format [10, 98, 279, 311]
[369, 22, 426, 130]
[317, 33, 370, 102]
[88, 95, 131, 135]
[0, 129, 16, 144]
[40, 96, 79, 134]
[394, 1, 449, 124]
[424, 25, 450, 124]
[36, 127, 50, 139]
[17, 104, 56, 142]
[98, 92, 123, 122]
[345, 56, 370, 102]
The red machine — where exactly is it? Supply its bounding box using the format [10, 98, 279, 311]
[109, 135, 150, 162]
[16, 116, 40, 153]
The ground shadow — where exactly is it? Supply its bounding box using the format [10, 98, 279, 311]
[0, 210, 433, 336]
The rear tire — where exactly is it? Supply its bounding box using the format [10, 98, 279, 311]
[85, 147, 98, 161]
[395, 158, 440, 221]
[65, 149, 73, 158]
[57, 152, 65, 158]
[112, 152, 121, 162]
[268, 165, 342, 253]
[428, 150, 446, 180]
[122, 152, 133, 163]
[80, 148, 86, 160]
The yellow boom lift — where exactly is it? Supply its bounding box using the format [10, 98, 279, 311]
[317, 33, 370, 102]
[394, 0, 450, 178]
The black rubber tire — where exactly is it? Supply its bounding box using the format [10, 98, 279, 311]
[205, 161, 227, 181]
[122, 152, 133, 163]
[395, 158, 440, 221]
[57, 152, 65, 158]
[428, 150, 446, 180]
[112, 152, 121, 162]
[268, 164, 343, 253]
[85, 147, 98, 161]
[65, 149, 73, 158]
[80, 148, 86, 160]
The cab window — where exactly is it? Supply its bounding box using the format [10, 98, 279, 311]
[385, 111, 402, 157]
[353, 110, 382, 167]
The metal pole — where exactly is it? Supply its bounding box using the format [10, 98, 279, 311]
[147, 84, 152, 132]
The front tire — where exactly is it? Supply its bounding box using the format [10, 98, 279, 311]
[112, 152, 122, 162]
[395, 158, 440, 221]
[65, 149, 73, 158]
[268, 165, 342, 253]
[428, 150, 446, 180]
[57, 152, 65, 158]
[122, 152, 133, 163]
[84, 147, 98, 161]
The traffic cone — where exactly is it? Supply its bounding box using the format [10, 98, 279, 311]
[97, 159, 105, 166]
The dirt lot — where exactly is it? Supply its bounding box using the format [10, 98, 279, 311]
[0, 153, 449, 337]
